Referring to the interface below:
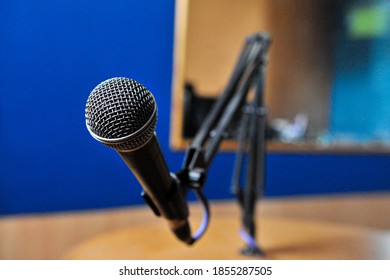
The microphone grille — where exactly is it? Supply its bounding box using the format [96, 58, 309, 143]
[85, 77, 157, 151]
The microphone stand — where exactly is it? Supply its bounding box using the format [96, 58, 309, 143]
[175, 33, 271, 256]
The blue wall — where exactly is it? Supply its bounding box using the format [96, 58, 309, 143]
[330, 1, 390, 142]
[1, 1, 390, 215]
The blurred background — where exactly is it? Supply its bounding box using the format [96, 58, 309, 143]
[1, 0, 390, 259]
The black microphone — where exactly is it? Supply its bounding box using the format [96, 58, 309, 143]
[85, 77, 193, 244]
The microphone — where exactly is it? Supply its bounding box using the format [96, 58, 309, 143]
[85, 77, 193, 244]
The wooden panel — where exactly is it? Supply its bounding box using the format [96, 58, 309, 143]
[170, 0, 335, 150]
[265, 0, 335, 136]
[185, 0, 269, 94]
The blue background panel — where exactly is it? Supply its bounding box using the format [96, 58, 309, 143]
[1, 0, 389, 215]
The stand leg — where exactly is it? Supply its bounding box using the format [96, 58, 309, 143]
[231, 111, 250, 195]
[231, 106, 266, 257]
[235, 68, 267, 256]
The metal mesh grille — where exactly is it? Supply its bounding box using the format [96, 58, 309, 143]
[85, 77, 157, 150]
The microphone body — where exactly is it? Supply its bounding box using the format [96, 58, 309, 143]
[117, 135, 191, 243]
[85, 77, 192, 244]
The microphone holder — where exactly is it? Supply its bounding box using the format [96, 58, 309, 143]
[175, 33, 271, 255]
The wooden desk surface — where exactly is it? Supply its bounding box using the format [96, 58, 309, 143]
[63, 216, 390, 260]
[1, 192, 390, 259]
[63, 202, 390, 260]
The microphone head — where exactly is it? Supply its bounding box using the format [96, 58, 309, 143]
[85, 77, 157, 151]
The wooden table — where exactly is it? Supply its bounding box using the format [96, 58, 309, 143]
[64, 201, 390, 260]
[1, 193, 389, 259]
